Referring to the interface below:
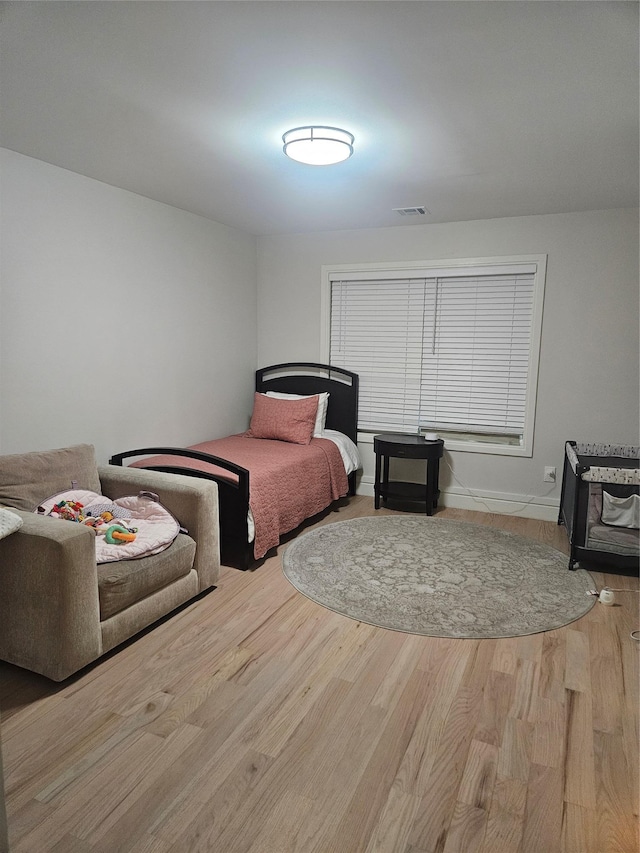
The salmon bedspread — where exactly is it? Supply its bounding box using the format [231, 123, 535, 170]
[132, 434, 349, 559]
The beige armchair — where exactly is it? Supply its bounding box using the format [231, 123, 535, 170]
[0, 444, 219, 681]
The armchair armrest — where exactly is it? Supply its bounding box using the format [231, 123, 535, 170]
[98, 465, 220, 590]
[0, 511, 102, 681]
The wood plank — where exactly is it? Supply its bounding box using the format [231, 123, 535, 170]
[245, 790, 317, 853]
[152, 747, 275, 850]
[144, 646, 253, 738]
[561, 802, 600, 853]
[477, 774, 526, 853]
[564, 628, 591, 693]
[563, 688, 597, 809]
[457, 739, 499, 811]
[321, 667, 443, 853]
[521, 763, 564, 853]
[442, 800, 488, 853]
[364, 780, 421, 853]
[289, 702, 390, 852]
[593, 729, 638, 853]
[497, 717, 533, 783]
[393, 641, 475, 797]
[406, 687, 484, 852]
[49, 835, 92, 852]
[538, 630, 566, 703]
[473, 669, 515, 748]
[35, 692, 175, 804]
[530, 695, 566, 769]
[587, 620, 624, 736]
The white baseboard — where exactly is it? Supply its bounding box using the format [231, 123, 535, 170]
[356, 479, 559, 522]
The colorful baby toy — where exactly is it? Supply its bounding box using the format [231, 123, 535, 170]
[104, 524, 137, 544]
[50, 500, 85, 522]
[47, 499, 137, 545]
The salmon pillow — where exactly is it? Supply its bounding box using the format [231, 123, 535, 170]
[247, 392, 318, 445]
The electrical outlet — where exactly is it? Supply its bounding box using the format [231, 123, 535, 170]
[544, 466, 556, 482]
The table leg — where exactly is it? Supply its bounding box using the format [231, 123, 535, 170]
[426, 457, 440, 515]
[374, 452, 382, 509]
[433, 458, 440, 508]
[382, 455, 390, 506]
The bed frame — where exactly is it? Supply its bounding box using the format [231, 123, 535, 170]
[109, 363, 359, 570]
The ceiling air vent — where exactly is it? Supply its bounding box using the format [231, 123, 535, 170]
[393, 206, 428, 216]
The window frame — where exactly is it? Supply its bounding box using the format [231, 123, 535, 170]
[321, 254, 547, 457]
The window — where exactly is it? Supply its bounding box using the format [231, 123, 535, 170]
[322, 256, 547, 456]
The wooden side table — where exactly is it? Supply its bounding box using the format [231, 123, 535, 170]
[374, 434, 444, 515]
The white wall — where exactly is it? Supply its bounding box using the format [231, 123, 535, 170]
[256, 209, 639, 518]
[0, 149, 258, 464]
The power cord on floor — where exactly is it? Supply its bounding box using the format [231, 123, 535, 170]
[442, 455, 558, 516]
[586, 587, 639, 641]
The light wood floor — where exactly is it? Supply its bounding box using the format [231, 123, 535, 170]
[1, 497, 638, 853]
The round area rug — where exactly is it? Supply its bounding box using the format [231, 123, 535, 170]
[282, 516, 596, 639]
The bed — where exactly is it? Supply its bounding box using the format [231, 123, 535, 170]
[558, 441, 639, 574]
[110, 363, 360, 569]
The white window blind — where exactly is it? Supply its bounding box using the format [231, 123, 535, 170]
[329, 268, 536, 441]
[330, 278, 426, 432]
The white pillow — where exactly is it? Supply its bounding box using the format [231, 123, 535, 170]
[322, 429, 361, 475]
[264, 391, 329, 437]
[0, 508, 22, 540]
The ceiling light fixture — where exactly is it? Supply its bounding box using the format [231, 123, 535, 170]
[282, 126, 354, 166]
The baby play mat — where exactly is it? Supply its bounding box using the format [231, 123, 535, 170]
[37, 489, 180, 563]
[282, 516, 596, 639]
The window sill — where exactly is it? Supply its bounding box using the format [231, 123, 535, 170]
[357, 431, 532, 457]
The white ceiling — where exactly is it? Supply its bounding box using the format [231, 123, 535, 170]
[1, 1, 638, 236]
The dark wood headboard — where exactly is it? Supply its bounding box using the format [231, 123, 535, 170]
[255, 363, 359, 444]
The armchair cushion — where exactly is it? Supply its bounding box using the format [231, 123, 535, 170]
[0, 444, 101, 511]
[97, 533, 196, 620]
[98, 465, 219, 592]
